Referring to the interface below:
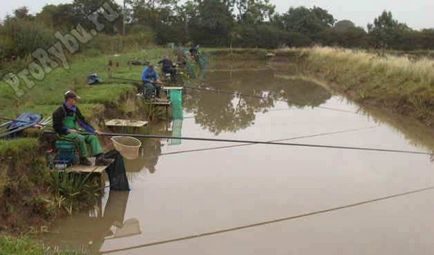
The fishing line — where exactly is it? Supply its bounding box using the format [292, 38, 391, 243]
[158, 126, 379, 157]
[101, 184, 434, 253]
[99, 132, 431, 156]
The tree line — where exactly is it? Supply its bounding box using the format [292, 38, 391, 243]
[1, 0, 434, 62]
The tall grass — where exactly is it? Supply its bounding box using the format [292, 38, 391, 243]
[279, 47, 434, 126]
[305, 47, 434, 87]
[49, 172, 101, 215]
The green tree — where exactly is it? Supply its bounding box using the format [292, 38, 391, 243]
[279, 6, 335, 35]
[323, 20, 368, 48]
[189, 0, 234, 46]
[72, 0, 123, 34]
[13, 7, 32, 20]
[334, 20, 355, 32]
[367, 11, 410, 49]
[36, 4, 77, 30]
[230, 0, 275, 24]
[0, 17, 55, 58]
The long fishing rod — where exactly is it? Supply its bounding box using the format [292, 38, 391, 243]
[98, 132, 431, 156]
[109, 76, 357, 114]
[0, 116, 52, 125]
[159, 126, 379, 157]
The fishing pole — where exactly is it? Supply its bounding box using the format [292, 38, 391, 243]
[0, 116, 38, 124]
[105, 126, 380, 165]
[158, 126, 379, 157]
[0, 116, 52, 126]
[97, 131, 431, 156]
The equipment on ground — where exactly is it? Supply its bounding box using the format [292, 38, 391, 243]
[88, 73, 103, 85]
[0, 113, 50, 138]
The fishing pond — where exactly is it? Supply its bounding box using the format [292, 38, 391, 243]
[42, 54, 434, 255]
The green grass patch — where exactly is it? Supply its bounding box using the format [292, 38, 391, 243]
[0, 48, 165, 118]
[0, 138, 38, 157]
[12, 104, 104, 120]
[76, 84, 136, 104]
[0, 236, 79, 255]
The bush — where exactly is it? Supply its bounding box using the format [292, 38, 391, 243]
[83, 32, 154, 55]
[234, 24, 289, 48]
[287, 32, 313, 47]
[0, 19, 55, 59]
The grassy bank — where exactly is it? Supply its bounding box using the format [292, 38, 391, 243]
[278, 47, 434, 126]
[0, 47, 171, 236]
[0, 48, 167, 118]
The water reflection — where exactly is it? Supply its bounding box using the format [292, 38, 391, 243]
[43, 191, 139, 254]
[184, 69, 332, 135]
[140, 139, 162, 174]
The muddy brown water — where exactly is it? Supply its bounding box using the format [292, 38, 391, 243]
[42, 58, 434, 254]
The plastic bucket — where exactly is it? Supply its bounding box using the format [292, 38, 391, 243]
[111, 136, 142, 160]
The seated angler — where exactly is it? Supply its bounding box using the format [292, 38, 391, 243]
[52, 91, 110, 166]
[141, 63, 162, 99]
[158, 56, 177, 79]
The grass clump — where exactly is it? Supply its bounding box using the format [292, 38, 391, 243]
[49, 172, 101, 215]
[0, 235, 79, 255]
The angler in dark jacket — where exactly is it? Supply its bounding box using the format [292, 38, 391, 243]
[53, 91, 110, 166]
[158, 56, 177, 78]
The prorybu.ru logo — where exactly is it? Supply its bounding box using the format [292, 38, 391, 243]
[2, 2, 120, 98]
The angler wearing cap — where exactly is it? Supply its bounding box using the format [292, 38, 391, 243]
[52, 91, 110, 166]
[141, 63, 162, 99]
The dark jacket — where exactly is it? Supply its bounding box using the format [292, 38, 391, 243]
[158, 59, 173, 71]
[52, 104, 95, 135]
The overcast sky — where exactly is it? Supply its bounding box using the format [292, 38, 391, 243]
[1, 0, 433, 29]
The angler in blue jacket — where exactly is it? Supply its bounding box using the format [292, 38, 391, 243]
[141, 63, 162, 98]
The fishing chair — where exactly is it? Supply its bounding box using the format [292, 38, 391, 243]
[54, 137, 80, 166]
